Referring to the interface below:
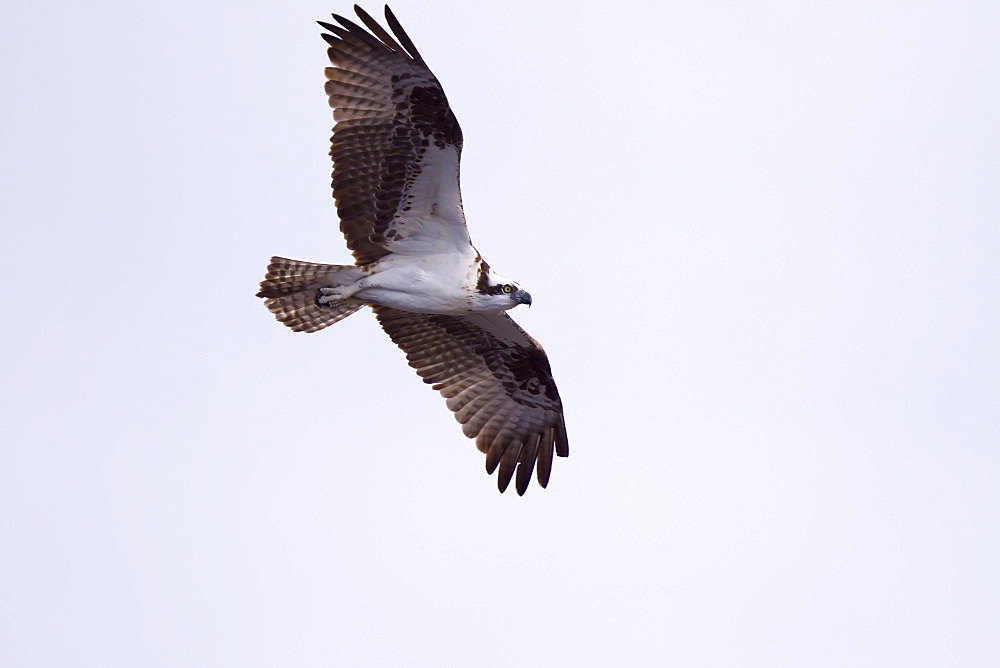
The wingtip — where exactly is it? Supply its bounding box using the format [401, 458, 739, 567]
[353, 4, 375, 25]
[515, 465, 532, 496]
[326, 13, 350, 27]
[497, 471, 513, 494]
[555, 418, 570, 458]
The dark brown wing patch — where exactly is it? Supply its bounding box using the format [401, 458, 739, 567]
[318, 7, 463, 265]
[373, 306, 569, 495]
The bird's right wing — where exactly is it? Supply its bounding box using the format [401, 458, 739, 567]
[373, 306, 569, 495]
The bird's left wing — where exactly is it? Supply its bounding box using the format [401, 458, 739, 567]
[319, 6, 473, 264]
[373, 306, 569, 495]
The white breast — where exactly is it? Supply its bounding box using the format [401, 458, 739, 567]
[353, 251, 481, 314]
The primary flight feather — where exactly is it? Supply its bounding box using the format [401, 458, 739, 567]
[257, 5, 568, 495]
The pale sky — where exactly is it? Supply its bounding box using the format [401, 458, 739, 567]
[3, 1, 999, 665]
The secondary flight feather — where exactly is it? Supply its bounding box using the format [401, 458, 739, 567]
[257, 5, 568, 495]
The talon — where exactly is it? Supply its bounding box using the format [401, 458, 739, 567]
[316, 286, 352, 307]
[316, 287, 337, 307]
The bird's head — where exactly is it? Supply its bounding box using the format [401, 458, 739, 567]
[475, 265, 532, 311]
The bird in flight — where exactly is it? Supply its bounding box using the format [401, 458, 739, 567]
[257, 5, 568, 495]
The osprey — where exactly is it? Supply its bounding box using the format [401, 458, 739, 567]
[258, 5, 568, 495]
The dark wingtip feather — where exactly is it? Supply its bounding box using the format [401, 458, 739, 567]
[484, 437, 504, 475]
[330, 11, 353, 28]
[555, 418, 570, 458]
[496, 442, 522, 494]
[326, 13, 352, 30]
[514, 437, 538, 496]
[383, 5, 425, 65]
[536, 430, 555, 488]
[497, 470, 513, 494]
[352, 5, 405, 54]
[514, 460, 534, 496]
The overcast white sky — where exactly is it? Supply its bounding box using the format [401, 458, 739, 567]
[3, 0, 999, 665]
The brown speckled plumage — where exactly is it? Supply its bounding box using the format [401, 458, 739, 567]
[374, 307, 568, 494]
[258, 6, 568, 495]
[319, 6, 462, 265]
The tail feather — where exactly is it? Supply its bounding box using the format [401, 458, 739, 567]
[257, 256, 365, 333]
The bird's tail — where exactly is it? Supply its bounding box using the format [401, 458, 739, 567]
[257, 256, 365, 333]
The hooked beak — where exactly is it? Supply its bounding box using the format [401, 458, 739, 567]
[515, 291, 533, 307]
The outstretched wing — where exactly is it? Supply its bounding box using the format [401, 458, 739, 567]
[373, 306, 569, 495]
[319, 6, 472, 265]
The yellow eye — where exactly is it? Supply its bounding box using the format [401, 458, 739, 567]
[502, 285, 513, 294]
